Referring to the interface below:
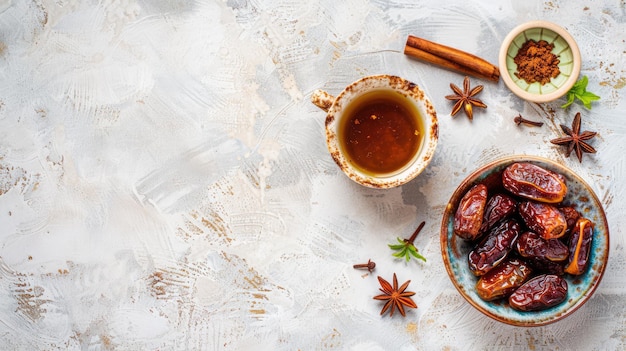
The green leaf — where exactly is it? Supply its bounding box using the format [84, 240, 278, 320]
[388, 243, 406, 250]
[561, 76, 600, 109]
[561, 93, 576, 108]
[408, 245, 427, 262]
[579, 91, 600, 109]
[392, 249, 407, 258]
[575, 75, 588, 90]
[410, 249, 427, 262]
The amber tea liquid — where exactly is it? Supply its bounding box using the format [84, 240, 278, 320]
[338, 90, 424, 176]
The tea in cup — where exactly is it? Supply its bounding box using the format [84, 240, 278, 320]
[311, 75, 438, 188]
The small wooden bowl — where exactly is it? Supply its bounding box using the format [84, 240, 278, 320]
[498, 21, 581, 103]
[440, 156, 609, 326]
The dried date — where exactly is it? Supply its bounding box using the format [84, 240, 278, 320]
[476, 258, 533, 301]
[454, 184, 488, 240]
[518, 201, 567, 239]
[560, 206, 581, 238]
[468, 219, 521, 276]
[479, 193, 517, 234]
[516, 231, 568, 262]
[502, 163, 567, 203]
[525, 256, 565, 276]
[509, 274, 568, 311]
[564, 218, 594, 275]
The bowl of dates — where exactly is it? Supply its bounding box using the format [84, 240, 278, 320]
[440, 155, 609, 326]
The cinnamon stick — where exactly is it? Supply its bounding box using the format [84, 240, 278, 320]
[404, 35, 500, 82]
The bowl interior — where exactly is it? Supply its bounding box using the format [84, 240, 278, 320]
[440, 156, 609, 326]
[504, 27, 575, 95]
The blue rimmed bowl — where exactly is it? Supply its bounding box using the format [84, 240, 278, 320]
[440, 155, 609, 326]
[499, 21, 581, 103]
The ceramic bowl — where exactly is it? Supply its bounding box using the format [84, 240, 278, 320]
[498, 21, 581, 103]
[440, 155, 609, 326]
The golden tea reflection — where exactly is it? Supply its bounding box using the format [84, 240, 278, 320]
[338, 90, 424, 176]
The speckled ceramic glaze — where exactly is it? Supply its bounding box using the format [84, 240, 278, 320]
[440, 155, 609, 326]
[311, 75, 438, 188]
[499, 21, 581, 103]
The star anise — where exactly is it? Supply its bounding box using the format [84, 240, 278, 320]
[550, 112, 597, 163]
[373, 273, 417, 317]
[445, 76, 487, 120]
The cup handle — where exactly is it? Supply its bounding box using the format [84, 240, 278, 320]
[311, 89, 335, 112]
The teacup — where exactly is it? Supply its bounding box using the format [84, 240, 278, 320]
[311, 75, 438, 188]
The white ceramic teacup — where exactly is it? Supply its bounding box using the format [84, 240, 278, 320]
[311, 75, 438, 188]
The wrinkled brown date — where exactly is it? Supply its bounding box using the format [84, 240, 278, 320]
[454, 184, 488, 240]
[509, 274, 568, 311]
[564, 218, 594, 275]
[518, 201, 567, 239]
[526, 256, 565, 276]
[468, 219, 521, 276]
[560, 206, 581, 238]
[479, 193, 517, 234]
[476, 258, 532, 301]
[502, 163, 567, 203]
[516, 231, 569, 262]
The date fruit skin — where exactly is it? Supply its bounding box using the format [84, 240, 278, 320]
[518, 201, 567, 240]
[516, 231, 569, 262]
[479, 193, 517, 235]
[502, 163, 567, 203]
[454, 184, 488, 240]
[560, 206, 581, 238]
[468, 219, 521, 276]
[509, 274, 568, 311]
[564, 218, 594, 275]
[526, 256, 565, 276]
[476, 258, 532, 301]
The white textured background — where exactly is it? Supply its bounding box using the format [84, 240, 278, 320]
[0, 0, 624, 350]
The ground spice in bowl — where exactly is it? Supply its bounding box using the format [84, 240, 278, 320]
[499, 21, 581, 103]
[514, 39, 560, 85]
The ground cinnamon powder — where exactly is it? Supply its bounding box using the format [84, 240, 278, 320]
[513, 39, 560, 85]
